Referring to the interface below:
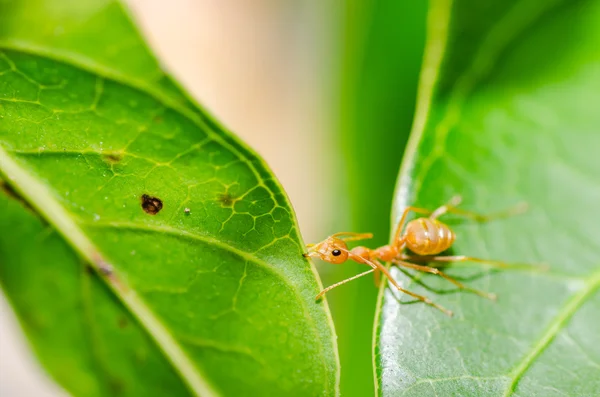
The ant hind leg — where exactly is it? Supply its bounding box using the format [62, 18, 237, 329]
[430, 195, 463, 218]
[392, 259, 496, 300]
[399, 254, 547, 271]
[368, 258, 453, 316]
[393, 285, 454, 317]
[432, 198, 528, 222]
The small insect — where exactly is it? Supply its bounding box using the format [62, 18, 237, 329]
[184, 208, 191, 215]
[304, 196, 528, 316]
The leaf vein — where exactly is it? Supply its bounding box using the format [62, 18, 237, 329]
[502, 267, 600, 396]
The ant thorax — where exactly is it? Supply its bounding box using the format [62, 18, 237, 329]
[349, 246, 371, 263]
[372, 245, 399, 262]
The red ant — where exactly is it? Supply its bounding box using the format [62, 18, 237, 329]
[304, 196, 528, 316]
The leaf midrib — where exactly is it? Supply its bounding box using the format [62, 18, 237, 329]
[0, 146, 220, 396]
[379, 259, 600, 396]
[503, 267, 600, 396]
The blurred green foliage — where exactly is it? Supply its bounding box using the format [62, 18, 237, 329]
[327, 1, 427, 396]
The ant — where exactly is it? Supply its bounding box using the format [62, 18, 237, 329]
[304, 196, 529, 316]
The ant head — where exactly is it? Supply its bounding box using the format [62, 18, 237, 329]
[304, 236, 349, 264]
[303, 232, 372, 264]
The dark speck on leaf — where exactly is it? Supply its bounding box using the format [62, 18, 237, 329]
[118, 317, 128, 329]
[103, 153, 123, 164]
[141, 194, 163, 215]
[108, 378, 125, 395]
[218, 193, 235, 207]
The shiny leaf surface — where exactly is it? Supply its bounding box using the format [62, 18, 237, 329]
[376, 0, 600, 395]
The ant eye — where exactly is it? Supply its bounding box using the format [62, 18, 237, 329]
[332, 249, 341, 257]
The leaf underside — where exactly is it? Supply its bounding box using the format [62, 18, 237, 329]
[376, 0, 600, 396]
[0, 2, 339, 396]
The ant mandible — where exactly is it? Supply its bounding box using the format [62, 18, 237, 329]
[304, 196, 527, 316]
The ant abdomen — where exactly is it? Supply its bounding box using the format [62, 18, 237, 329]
[404, 218, 456, 255]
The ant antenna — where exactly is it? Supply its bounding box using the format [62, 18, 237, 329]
[316, 269, 375, 300]
[331, 232, 373, 242]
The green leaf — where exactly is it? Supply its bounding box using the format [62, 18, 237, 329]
[0, 2, 339, 396]
[375, 0, 600, 396]
[0, 0, 194, 110]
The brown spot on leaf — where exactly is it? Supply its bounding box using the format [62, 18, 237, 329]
[98, 260, 114, 276]
[103, 153, 123, 164]
[108, 378, 125, 395]
[218, 192, 235, 207]
[118, 317, 128, 329]
[141, 194, 163, 215]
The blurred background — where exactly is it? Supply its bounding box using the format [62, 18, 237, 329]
[0, 1, 426, 395]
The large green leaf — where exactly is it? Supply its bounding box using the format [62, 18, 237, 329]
[0, 2, 339, 396]
[375, 0, 600, 395]
[333, 2, 427, 396]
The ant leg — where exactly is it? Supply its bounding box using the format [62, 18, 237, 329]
[399, 254, 546, 271]
[430, 195, 463, 218]
[393, 196, 464, 247]
[446, 202, 528, 221]
[392, 206, 435, 249]
[392, 260, 496, 300]
[392, 283, 454, 317]
[373, 269, 381, 288]
[365, 258, 453, 316]
[433, 199, 528, 221]
[316, 269, 375, 300]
